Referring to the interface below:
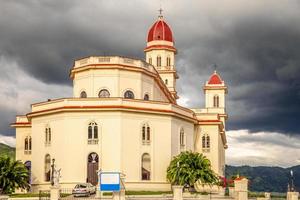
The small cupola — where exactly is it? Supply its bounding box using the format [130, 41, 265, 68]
[207, 71, 224, 85]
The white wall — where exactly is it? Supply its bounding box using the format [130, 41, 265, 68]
[27, 109, 194, 191]
[73, 68, 169, 102]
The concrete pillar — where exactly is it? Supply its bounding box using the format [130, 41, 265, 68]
[172, 185, 183, 200]
[112, 176, 126, 200]
[287, 192, 299, 200]
[234, 178, 248, 200]
[265, 192, 271, 200]
[0, 195, 9, 200]
[229, 187, 235, 197]
[50, 186, 60, 200]
[96, 170, 101, 198]
[112, 190, 125, 200]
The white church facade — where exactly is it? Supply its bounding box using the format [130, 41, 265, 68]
[12, 15, 228, 191]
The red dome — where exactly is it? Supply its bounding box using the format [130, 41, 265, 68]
[147, 17, 174, 42]
[208, 71, 223, 84]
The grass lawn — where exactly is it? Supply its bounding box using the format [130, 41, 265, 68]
[103, 190, 172, 196]
[9, 193, 71, 198]
[9, 193, 41, 198]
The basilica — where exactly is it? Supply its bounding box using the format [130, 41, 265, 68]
[12, 14, 228, 191]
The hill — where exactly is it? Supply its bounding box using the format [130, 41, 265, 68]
[0, 143, 15, 160]
[226, 165, 300, 192]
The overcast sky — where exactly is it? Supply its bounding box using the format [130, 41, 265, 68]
[0, 0, 299, 167]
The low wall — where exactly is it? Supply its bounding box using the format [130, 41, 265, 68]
[194, 182, 224, 194]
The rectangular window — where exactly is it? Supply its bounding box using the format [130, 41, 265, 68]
[157, 57, 161, 67]
[88, 126, 93, 139]
[167, 57, 171, 66]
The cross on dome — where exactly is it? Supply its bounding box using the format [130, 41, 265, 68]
[158, 8, 163, 19]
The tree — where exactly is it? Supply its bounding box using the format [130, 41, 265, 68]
[0, 156, 30, 194]
[166, 151, 219, 187]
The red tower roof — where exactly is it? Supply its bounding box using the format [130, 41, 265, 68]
[147, 17, 174, 42]
[208, 71, 223, 84]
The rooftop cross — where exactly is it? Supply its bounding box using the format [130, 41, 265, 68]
[211, 63, 218, 73]
[214, 63, 218, 71]
[158, 8, 163, 18]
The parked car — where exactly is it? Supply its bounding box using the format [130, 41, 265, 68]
[72, 183, 96, 197]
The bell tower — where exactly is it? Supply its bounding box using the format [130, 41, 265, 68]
[145, 13, 179, 99]
[204, 70, 227, 112]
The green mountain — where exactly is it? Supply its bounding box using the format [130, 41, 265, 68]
[0, 143, 15, 160]
[226, 165, 300, 192]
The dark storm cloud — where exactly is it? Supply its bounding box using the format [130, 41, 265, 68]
[0, 0, 300, 137]
[0, 107, 17, 137]
[0, 0, 150, 84]
[173, 2, 300, 135]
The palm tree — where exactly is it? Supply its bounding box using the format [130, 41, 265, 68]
[0, 156, 30, 194]
[166, 151, 219, 188]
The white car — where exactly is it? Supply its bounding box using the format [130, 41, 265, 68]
[72, 183, 96, 197]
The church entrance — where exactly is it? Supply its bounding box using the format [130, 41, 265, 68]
[87, 153, 99, 186]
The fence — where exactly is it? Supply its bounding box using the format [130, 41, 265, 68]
[39, 190, 50, 200]
[58, 188, 98, 200]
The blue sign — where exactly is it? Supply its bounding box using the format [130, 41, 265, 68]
[100, 172, 120, 191]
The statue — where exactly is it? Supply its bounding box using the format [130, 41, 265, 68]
[53, 168, 61, 187]
[288, 170, 295, 192]
[51, 158, 61, 187]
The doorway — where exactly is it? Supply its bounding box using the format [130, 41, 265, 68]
[87, 153, 99, 186]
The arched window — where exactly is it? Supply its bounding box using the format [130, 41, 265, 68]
[142, 124, 151, 144]
[88, 125, 92, 139]
[94, 125, 98, 139]
[147, 127, 150, 141]
[44, 154, 51, 182]
[144, 94, 149, 101]
[45, 126, 51, 145]
[88, 122, 98, 144]
[180, 128, 185, 147]
[206, 135, 210, 148]
[141, 153, 151, 180]
[142, 126, 146, 141]
[202, 134, 210, 151]
[165, 79, 168, 85]
[24, 136, 31, 154]
[80, 91, 87, 98]
[167, 57, 171, 66]
[25, 161, 31, 184]
[98, 89, 110, 98]
[45, 128, 48, 143]
[157, 56, 161, 67]
[29, 137, 32, 151]
[149, 57, 152, 65]
[24, 138, 28, 151]
[213, 95, 219, 107]
[48, 128, 51, 143]
[202, 136, 206, 148]
[124, 90, 134, 99]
